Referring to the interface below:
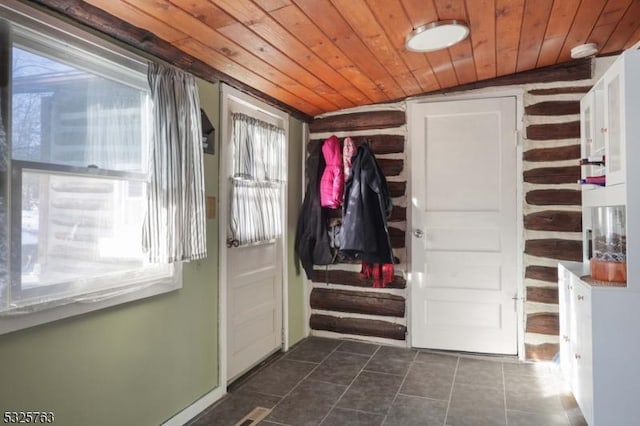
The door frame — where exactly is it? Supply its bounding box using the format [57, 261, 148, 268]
[219, 83, 290, 389]
[406, 89, 525, 359]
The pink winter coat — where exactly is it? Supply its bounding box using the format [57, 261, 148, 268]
[320, 135, 344, 209]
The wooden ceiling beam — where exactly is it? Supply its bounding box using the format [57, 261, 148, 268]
[409, 57, 592, 99]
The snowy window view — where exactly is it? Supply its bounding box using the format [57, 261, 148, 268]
[3, 42, 171, 311]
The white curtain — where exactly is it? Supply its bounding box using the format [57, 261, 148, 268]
[144, 62, 206, 263]
[229, 112, 285, 246]
[86, 78, 147, 171]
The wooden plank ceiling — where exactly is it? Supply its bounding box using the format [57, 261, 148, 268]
[33, 0, 640, 119]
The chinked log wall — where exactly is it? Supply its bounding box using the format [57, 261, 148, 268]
[522, 84, 587, 360]
[307, 107, 408, 344]
[305, 58, 609, 357]
[521, 58, 615, 360]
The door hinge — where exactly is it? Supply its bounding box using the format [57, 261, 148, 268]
[512, 294, 521, 312]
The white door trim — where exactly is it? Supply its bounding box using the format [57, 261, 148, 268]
[219, 84, 289, 390]
[405, 89, 525, 359]
[301, 122, 311, 338]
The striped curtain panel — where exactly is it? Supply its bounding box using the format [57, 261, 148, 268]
[144, 62, 206, 263]
[229, 113, 285, 246]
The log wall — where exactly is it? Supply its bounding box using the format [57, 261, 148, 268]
[305, 57, 616, 358]
[521, 85, 585, 360]
[520, 57, 616, 360]
[307, 104, 408, 345]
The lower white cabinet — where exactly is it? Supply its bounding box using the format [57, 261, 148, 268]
[559, 262, 640, 425]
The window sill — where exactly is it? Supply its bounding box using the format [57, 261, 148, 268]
[0, 266, 181, 335]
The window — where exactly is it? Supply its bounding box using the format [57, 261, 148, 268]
[228, 112, 286, 246]
[0, 5, 179, 331]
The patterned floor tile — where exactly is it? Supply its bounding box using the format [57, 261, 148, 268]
[266, 379, 346, 426]
[308, 351, 370, 386]
[320, 407, 384, 426]
[336, 371, 404, 414]
[385, 394, 447, 426]
[240, 359, 316, 396]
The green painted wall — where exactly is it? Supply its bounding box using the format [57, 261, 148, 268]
[287, 116, 305, 346]
[0, 70, 307, 425]
[0, 80, 221, 426]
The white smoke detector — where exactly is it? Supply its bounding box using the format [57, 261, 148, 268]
[571, 43, 598, 59]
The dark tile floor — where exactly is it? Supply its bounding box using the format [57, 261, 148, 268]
[190, 337, 586, 426]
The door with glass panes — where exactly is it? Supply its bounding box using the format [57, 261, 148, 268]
[221, 86, 287, 382]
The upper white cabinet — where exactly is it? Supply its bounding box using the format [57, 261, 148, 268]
[580, 49, 640, 189]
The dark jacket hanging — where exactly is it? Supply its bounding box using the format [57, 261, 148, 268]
[340, 144, 394, 265]
[294, 140, 333, 278]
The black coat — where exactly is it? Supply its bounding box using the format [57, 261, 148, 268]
[294, 141, 333, 278]
[340, 144, 394, 264]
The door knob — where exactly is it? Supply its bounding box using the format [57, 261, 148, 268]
[414, 229, 424, 238]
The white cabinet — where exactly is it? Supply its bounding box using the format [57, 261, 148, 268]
[563, 48, 640, 426]
[579, 49, 640, 188]
[580, 48, 640, 291]
[559, 262, 640, 426]
[559, 265, 593, 423]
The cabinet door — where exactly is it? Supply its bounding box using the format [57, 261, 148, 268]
[558, 266, 573, 384]
[580, 88, 605, 188]
[573, 280, 594, 425]
[604, 61, 625, 186]
[580, 92, 594, 169]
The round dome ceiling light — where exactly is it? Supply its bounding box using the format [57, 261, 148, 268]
[571, 43, 599, 59]
[406, 20, 470, 53]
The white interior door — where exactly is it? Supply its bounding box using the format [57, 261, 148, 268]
[410, 96, 518, 355]
[227, 240, 282, 381]
[221, 87, 286, 382]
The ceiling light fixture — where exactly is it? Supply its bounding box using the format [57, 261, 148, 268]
[571, 43, 599, 59]
[406, 20, 470, 53]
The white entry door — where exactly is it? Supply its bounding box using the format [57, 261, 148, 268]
[221, 86, 286, 382]
[227, 240, 282, 381]
[409, 96, 518, 355]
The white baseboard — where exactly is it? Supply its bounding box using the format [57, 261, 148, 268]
[162, 386, 226, 426]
